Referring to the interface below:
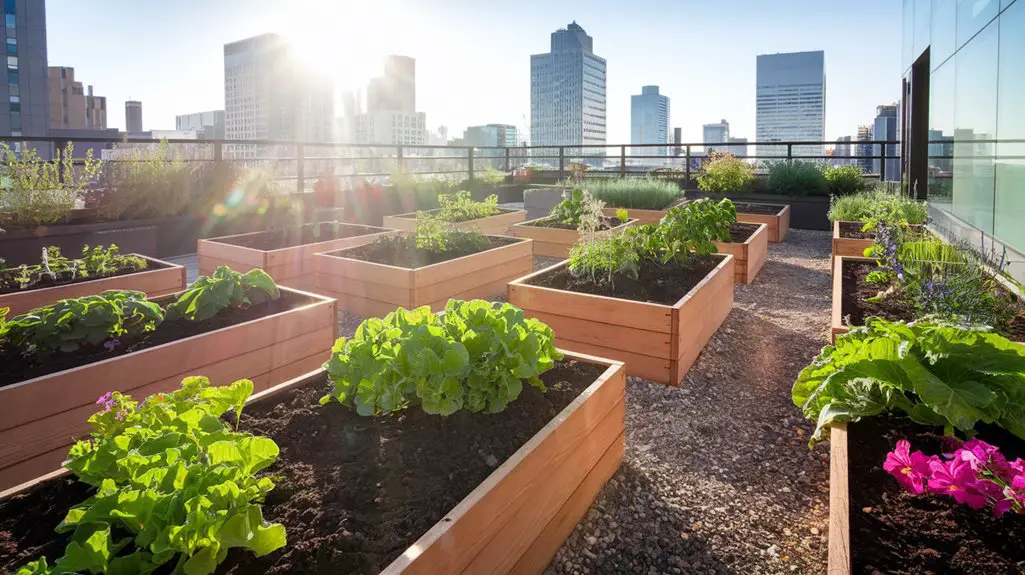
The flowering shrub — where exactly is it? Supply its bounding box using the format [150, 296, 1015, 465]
[696, 152, 755, 194]
[885, 438, 1025, 515]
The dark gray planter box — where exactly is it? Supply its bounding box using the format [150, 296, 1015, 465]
[687, 191, 830, 231]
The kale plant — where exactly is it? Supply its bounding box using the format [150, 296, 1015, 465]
[165, 266, 280, 322]
[320, 299, 563, 416]
[17, 377, 285, 575]
[435, 190, 500, 222]
[1, 290, 163, 357]
[793, 317, 1025, 446]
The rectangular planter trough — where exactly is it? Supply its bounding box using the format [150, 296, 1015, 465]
[508, 255, 734, 386]
[831, 221, 874, 265]
[828, 422, 851, 575]
[599, 199, 688, 225]
[382, 208, 526, 235]
[511, 216, 638, 259]
[198, 222, 394, 291]
[736, 203, 790, 243]
[314, 236, 533, 318]
[0, 287, 336, 492]
[714, 223, 769, 285]
[0, 255, 185, 316]
[0, 350, 626, 575]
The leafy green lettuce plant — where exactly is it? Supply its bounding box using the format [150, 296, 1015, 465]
[435, 190, 500, 222]
[695, 152, 755, 194]
[8, 244, 147, 290]
[320, 299, 563, 416]
[165, 266, 280, 322]
[793, 316, 1025, 446]
[16, 377, 285, 575]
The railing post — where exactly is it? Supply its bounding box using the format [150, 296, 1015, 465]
[505, 147, 511, 172]
[880, 143, 886, 181]
[396, 145, 404, 174]
[468, 147, 475, 180]
[684, 144, 691, 188]
[213, 141, 223, 162]
[787, 143, 793, 161]
[620, 145, 626, 176]
[296, 144, 304, 195]
[558, 147, 565, 182]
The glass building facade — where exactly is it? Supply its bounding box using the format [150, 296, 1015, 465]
[904, 0, 1025, 280]
[630, 86, 669, 158]
[755, 51, 826, 158]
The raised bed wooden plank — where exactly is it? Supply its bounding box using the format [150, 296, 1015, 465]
[383, 208, 527, 235]
[524, 309, 673, 359]
[600, 199, 687, 225]
[714, 223, 768, 284]
[737, 204, 790, 243]
[511, 217, 637, 259]
[0, 255, 186, 317]
[414, 238, 531, 287]
[829, 423, 850, 575]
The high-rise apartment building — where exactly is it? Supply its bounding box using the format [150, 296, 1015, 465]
[873, 103, 900, 180]
[85, 86, 105, 129]
[702, 119, 729, 152]
[2, 0, 47, 138]
[530, 22, 607, 160]
[48, 67, 106, 130]
[834, 136, 852, 166]
[125, 100, 142, 133]
[727, 137, 748, 158]
[367, 55, 415, 114]
[354, 56, 425, 146]
[223, 33, 334, 158]
[176, 110, 225, 140]
[463, 124, 519, 168]
[355, 111, 426, 146]
[673, 127, 682, 156]
[755, 51, 826, 157]
[630, 86, 669, 158]
[856, 125, 874, 173]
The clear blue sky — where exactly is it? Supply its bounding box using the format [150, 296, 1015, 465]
[46, 0, 903, 144]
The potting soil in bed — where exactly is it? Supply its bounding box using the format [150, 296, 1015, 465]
[733, 203, 784, 215]
[726, 222, 761, 243]
[0, 359, 607, 575]
[397, 207, 516, 224]
[526, 216, 625, 231]
[211, 223, 387, 250]
[337, 236, 521, 268]
[528, 254, 721, 306]
[0, 259, 168, 296]
[838, 221, 875, 240]
[848, 416, 1025, 574]
[0, 291, 315, 387]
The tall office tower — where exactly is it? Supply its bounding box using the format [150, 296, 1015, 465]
[223, 33, 334, 158]
[47, 67, 84, 130]
[727, 137, 748, 158]
[367, 55, 415, 114]
[873, 103, 900, 180]
[2, 0, 48, 138]
[125, 100, 142, 133]
[702, 119, 729, 152]
[176, 110, 226, 140]
[85, 86, 106, 129]
[673, 127, 682, 156]
[856, 125, 874, 173]
[755, 51, 826, 157]
[463, 124, 519, 167]
[834, 136, 852, 165]
[530, 22, 607, 162]
[630, 86, 669, 158]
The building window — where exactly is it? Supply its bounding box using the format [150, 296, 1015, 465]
[5, 37, 13, 55]
[6, 55, 14, 68]
[6, 68, 15, 84]
[4, 13, 14, 28]
[3, 0, 14, 14]
[10, 110, 20, 130]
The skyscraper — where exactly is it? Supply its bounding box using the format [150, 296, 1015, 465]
[856, 125, 874, 173]
[631, 86, 669, 158]
[3, 0, 48, 138]
[727, 137, 749, 158]
[223, 33, 334, 158]
[873, 103, 900, 180]
[755, 51, 826, 157]
[530, 22, 607, 159]
[176, 110, 226, 139]
[367, 55, 415, 114]
[702, 119, 729, 151]
[47, 67, 106, 130]
[125, 100, 142, 133]
[354, 56, 425, 146]
[834, 136, 852, 166]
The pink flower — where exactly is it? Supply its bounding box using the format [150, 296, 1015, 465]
[95, 392, 115, 412]
[883, 440, 934, 494]
[959, 439, 1010, 476]
[928, 457, 990, 509]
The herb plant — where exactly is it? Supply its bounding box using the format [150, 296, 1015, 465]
[85, 140, 195, 220]
[0, 142, 103, 227]
[792, 316, 1025, 446]
[587, 177, 682, 210]
[823, 164, 867, 196]
[1, 290, 163, 357]
[549, 188, 591, 227]
[766, 160, 827, 196]
[165, 266, 280, 322]
[696, 152, 756, 194]
[5, 244, 147, 290]
[320, 300, 563, 416]
[434, 190, 500, 222]
[17, 377, 286, 575]
[827, 187, 927, 225]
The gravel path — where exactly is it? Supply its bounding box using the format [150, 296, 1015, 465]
[333, 230, 834, 574]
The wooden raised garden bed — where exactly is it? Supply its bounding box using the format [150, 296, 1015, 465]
[832, 221, 874, 263]
[314, 236, 532, 317]
[198, 222, 394, 291]
[736, 203, 790, 243]
[0, 287, 335, 492]
[600, 199, 688, 225]
[0, 255, 185, 316]
[508, 255, 734, 385]
[714, 223, 768, 285]
[382, 208, 526, 235]
[0, 350, 626, 574]
[511, 216, 638, 258]
[828, 422, 851, 575]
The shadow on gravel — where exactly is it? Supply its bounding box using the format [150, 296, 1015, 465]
[745, 258, 831, 288]
[547, 461, 737, 575]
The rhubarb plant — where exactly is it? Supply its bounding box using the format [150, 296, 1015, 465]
[17, 377, 286, 575]
[320, 299, 563, 416]
[165, 266, 279, 322]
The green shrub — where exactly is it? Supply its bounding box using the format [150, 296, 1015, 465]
[827, 188, 928, 224]
[85, 140, 195, 220]
[320, 300, 563, 415]
[766, 160, 827, 196]
[550, 188, 606, 228]
[696, 152, 756, 194]
[0, 142, 103, 227]
[587, 177, 682, 209]
[435, 190, 500, 222]
[823, 165, 867, 196]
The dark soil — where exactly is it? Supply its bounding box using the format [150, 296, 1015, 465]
[526, 216, 625, 231]
[727, 222, 761, 243]
[0, 359, 608, 574]
[848, 415, 1025, 574]
[0, 292, 314, 387]
[394, 207, 514, 224]
[734, 203, 784, 216]
[211, 222, 388, 251]
[0, 259, 168, 296]
[332, 236, 521, 268]
[528, 255, 722, 306]
[839, 221, 874, 240]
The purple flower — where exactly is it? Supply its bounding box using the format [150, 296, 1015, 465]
[883, 440, 935, 494]
[103, 338, 121, 352]
[928, 457, 991, 509]
[95, 391, 115, 412]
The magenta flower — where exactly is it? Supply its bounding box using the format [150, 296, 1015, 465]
[959, 439, 1010, 475]
[928, 457, 990, 509]
[883, 440, 934, 494]
[95, 391, 115, 412]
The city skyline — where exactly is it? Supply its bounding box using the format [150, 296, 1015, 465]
[45, 0, 902, 144]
